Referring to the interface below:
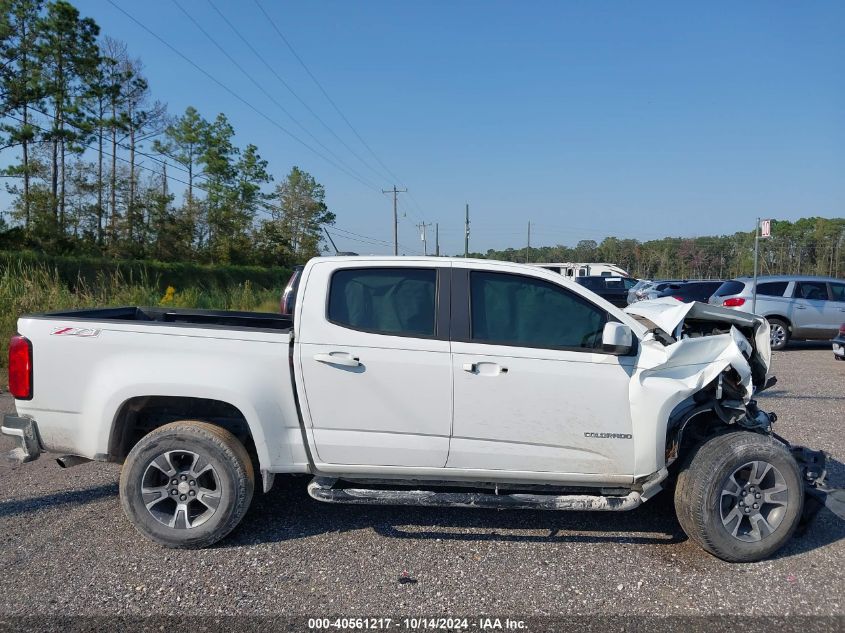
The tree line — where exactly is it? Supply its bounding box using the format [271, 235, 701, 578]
[0, 0, 334, 266]
[470, 217, 845, 280]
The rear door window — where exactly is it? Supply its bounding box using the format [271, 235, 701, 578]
[794, 282, 829, 301]
[756, 281, 788, 297]
[470, 271, 607, 350]
[829, 282, 845, 301]
[328, 268, 437, 337]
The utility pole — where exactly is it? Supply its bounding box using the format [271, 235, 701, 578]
[752, 217, 760, 313]
[525, 221, 531, 263]
[464, 203, 470, 257]
[417, 221, 430, 256]
[435, 223, 440, 257]
[382, 185, 407, 256]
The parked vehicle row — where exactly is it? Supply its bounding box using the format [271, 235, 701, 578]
[574, 275, 638, 307]
[625, 274, 845, 351]
[632, 280, 725, 304]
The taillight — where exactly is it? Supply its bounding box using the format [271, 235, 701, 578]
[9, 335, 33, 400]
[722, 297, 746, 307]
[839, 323, 845, 335]
[672, 296, 684, 301]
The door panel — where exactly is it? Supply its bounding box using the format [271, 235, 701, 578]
[449, 346, 636, 474]
[296, 262, 452, 468]
[825, 283, 845, 331]
[299, 342, 451, 467]
[447, 267, 636, 476]
[791, 282, 830, 337]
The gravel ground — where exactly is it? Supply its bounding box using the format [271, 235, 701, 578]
[0, 344, 842, 621]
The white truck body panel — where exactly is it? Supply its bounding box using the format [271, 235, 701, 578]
[13, 318, 309, 473]
[9, 257, 771, 489]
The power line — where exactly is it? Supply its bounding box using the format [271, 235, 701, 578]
[331, 224, 420, 254]
[173, 0, 382, 192]
[106, 0, 381, 192]
[207, 0, 392, 187]
[252, 0, 400, 179]
[252, 0, 412, 194]
[23, 101, 211, 186]
[4, 111, 209, 194]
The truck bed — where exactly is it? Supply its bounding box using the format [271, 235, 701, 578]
[30, 306, 293, 332]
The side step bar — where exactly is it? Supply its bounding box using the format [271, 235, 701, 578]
[307, 469, 668, 512]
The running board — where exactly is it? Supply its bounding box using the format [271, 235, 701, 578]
[307, 470, 668, 512]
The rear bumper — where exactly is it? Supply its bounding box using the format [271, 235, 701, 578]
[1, 414, 42, 464]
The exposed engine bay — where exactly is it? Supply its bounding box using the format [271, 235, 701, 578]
[625, 298, 843, 522]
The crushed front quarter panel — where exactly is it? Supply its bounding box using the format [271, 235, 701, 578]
[623, 299, 772, 476]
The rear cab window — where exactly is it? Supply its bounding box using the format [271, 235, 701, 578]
[328, 268, 437, 337]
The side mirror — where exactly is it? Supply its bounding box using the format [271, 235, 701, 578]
[602, 322, 633, 355]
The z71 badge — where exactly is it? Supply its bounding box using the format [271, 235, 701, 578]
[51, 326, 101, 337]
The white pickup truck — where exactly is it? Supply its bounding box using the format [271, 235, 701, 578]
[3, 257, 837, 562]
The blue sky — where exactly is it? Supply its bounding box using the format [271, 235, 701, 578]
[67, 0, 845, 255]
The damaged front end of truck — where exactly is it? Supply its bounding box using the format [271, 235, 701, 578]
[625, 298, 843, 523]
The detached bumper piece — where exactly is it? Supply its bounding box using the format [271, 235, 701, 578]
[790, 445, 845, 524]
[1, 414, 42, 464]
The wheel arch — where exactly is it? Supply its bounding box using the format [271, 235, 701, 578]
[107, 393, 267, 475]
[763, 314, 792, 329]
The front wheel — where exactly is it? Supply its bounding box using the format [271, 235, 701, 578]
[120, 420, 255, 548]
[674, 431, 803, 562]
[768, 318, 790, 351]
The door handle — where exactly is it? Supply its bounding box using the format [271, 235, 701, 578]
[313, 353, 360, 367]
[795, 306, 806, 310]
[463, 362, 507, 375]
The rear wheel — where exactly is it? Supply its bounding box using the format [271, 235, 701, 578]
[674, 431, 803, 562]
[767, 318, 790, 351]
[120, 420, 254, 548]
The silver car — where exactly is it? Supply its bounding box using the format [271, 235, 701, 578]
[709, 275, 845, 350]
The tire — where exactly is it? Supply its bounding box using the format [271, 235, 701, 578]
[120, 420, 255, 548]
[767, 318, 790, 351]
[674, 431, 803, 563]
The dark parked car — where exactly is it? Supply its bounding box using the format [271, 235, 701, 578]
[576, 275, 639, 308]
[657, 280, 724, 303]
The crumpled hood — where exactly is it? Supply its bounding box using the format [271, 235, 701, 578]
[625, 297, 771, 376]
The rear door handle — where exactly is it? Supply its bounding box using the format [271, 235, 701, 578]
[313, 353, 361, 367]
[795, 306, 806, 310]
